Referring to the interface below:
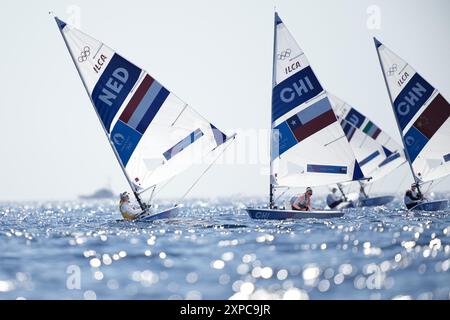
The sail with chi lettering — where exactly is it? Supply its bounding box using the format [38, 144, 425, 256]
[271, 13, 363, 187]
[328, 93, 406, 182]
[54, 16, 233, 199]
[374, 38, 450, 183]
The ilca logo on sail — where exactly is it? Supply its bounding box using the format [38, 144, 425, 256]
[78, 46, 91, 63]
[277, 48, 291, 60]
[386, 64, 397, 76]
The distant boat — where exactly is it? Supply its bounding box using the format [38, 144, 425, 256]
[54, 15, 235, 220]
[374, 38, 449, 211]
[79, 188, 115, 200]
[246, 12, 364, 220]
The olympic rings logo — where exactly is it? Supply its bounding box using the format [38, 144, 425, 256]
[78, 46, 91, 63]
[387, 64, 397, 76]
[277, 49, 291, 60]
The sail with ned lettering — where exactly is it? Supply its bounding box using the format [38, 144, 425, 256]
[54, 17, 232, 204]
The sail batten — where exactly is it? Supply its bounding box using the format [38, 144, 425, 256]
[374, 38, 450, 183]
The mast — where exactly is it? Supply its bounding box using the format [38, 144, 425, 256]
[358, 180, 368, 198]
[373, 38, 422, 195]
[54, 16, 146, 211]
[269, 10, 278, 209]
[337, 183, 348, 201]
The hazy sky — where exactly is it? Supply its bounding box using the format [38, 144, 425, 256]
[1, 0, 449, 201]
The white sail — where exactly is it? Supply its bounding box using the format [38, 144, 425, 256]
[329, 93, 406, 182]
[374, 38, 450, 183]
[271, 13, 363, 187]
[55, 17, 231, 194]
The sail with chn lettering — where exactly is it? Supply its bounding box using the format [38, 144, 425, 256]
[54, 17, 232, 197]
[374, 38, 450, 183]
[271, 13, 363, 187]
[329, 93, 406, 182]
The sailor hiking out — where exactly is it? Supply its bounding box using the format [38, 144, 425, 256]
[119, 192, 145, 221]
[326, 187, 345, 209]
[404, 183, 424, 210]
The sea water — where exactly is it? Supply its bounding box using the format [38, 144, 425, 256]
[0, 197, 449, 300]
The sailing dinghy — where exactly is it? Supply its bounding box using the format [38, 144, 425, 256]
[374, 38, 449, 211]
[54, 16, 235, 220]
[329, 93, 406, 207]
[246, 12, 365, 220]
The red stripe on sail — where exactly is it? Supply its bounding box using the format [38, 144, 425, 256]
[292, 109, 336, 142]
[119, 74, 154, 123]
[372, 128, 381, 139]
[414, 94, 450, 139]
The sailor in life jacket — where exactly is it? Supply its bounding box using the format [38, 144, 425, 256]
[119, 192, 144, 221]
[326, 187, 345, 209]
[404, 183, 424, 210]
[290, 187, 313, 211]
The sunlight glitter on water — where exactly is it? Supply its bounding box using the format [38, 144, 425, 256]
[0, 199, 449, 299]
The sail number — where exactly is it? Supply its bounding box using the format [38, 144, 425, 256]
[280, 76, 314, 103]
[396, 81, 427, 116]
[98, 67, 130, 107]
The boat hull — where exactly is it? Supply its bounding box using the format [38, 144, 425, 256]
[138, 206, 179, 221]
[358, 195, 394, 207]
[335, 201, 354, 209]
[410, 200, 448, 211]
[246, 208, 344, 220]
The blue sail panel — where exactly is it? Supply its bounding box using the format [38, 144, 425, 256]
[272, 66, 323, 122]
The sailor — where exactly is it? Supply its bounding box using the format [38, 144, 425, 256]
[119, 192, 144, 221]
[326, 187, 345, 209]
[404, 183, 424, 209]
[291, 187, 313, 211]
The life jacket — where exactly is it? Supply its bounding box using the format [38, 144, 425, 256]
[120, 202, 138, 221]
[296, 194, 310, 209]
[404, 190, 421, 205]
[289, 196, 297, 205]
[327, 193, 342, 208]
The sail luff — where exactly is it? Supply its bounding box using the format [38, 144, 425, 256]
[374, 37, 422, 190]
[54, 16, 145, 209]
